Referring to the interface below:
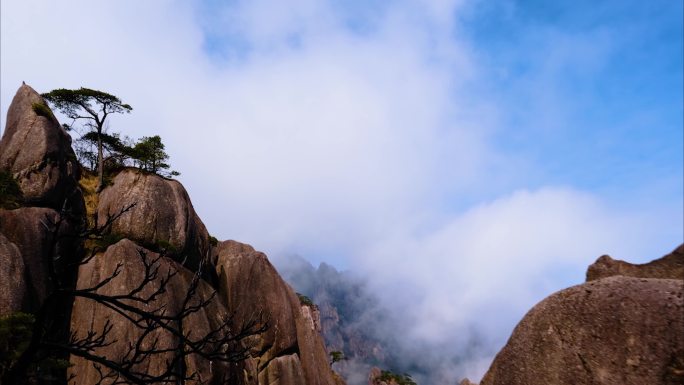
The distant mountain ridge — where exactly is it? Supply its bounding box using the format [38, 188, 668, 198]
[277, 256, 429, 384]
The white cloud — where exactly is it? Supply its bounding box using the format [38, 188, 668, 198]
[361, 188, 640, 337]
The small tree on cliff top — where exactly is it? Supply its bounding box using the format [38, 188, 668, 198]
[129, 135, 179, 176]
[42, 88, 132, 191]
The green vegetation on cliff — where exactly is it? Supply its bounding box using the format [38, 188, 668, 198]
[378, 370, 418, 385]
[0, 171, 22, 209]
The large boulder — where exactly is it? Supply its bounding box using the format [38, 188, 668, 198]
[215, 240, 339, 385]
[69, 239, 234, 384]
[587, 244, 684, 281]
[0, 83, 83, 213]
[479, 276, 684, 385]
[96, 169, 210, 272]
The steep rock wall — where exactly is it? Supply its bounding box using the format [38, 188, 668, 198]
[69, 239, 235, 384]
[216, 240, 340, 385]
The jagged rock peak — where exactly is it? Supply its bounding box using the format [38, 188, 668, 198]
[0, 83, 83, 212]
[586, 244, 684, 281]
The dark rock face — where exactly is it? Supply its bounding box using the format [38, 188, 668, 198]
[479, 276, 684, 385]
[0, 84, 83, 213]
[587, 244, 684, 281]
[97, 169, 210, 271]
[216, 240, 340, 385]
[0, 232, 26, 315]
[0, 207, 64, 312]
[69, 239, 233, 384]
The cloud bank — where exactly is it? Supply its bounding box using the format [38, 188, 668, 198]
[2, 0, 681, 381]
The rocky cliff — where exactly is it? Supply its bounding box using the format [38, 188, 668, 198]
[466, 245, 684, 385]
[0, 83, 342, 385]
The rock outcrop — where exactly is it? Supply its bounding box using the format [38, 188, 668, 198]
[0, 83, 83, 213]
[97, 169, 210, 271]
[216, 240, 339, 385]
[0, 83, 341, 385]
[587, 244, 684, 281]
[478, 276, 684, 385]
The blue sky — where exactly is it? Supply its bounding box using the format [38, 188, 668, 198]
[1, 0, 682, 381]
[466, 0, 683, 195]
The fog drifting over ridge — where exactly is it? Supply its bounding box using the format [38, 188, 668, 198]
[2, 0, 682, 382]
[274, 190, 681, 382]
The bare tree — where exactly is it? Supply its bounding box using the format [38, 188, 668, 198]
[1, 203, 267, 385]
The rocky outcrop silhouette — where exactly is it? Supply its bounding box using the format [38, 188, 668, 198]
[477, 276, 684, 385]
[587, 244, 684, 281]
[0, 83, 83, 213]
